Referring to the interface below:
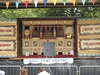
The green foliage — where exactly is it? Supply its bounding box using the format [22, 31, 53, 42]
[78, 7, 100, 18]
[0, 7, 100, 19]
[0, 9, 48, 19]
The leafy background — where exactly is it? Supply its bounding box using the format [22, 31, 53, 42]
[0, 7, 100, 19]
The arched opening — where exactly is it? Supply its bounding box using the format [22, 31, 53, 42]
[33, 52, 38, 55]
[58, 52, 63, 55]
[42, 52, 44, 55]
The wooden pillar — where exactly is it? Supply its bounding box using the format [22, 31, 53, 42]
[30, 26, 32, 38]
[33, 26, 35, 31]
[61, 25, 64, 37]
[54, 27, 56, 38]
[37, 25, 39, 32]
[22, 26, 25, 39]
[20, 69, 27, 75]
[49, 25, 51, 32]
[57, 25, 59, 32]
[32, 26, 35, 37]
[40, 25, 42, 38]
[57, 25, 59, 36]
[41, 25, 43, 32]
[45, 25, 47, 32]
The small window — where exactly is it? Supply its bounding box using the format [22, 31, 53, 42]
[51, 27, 53, 32]
[59, 27, 61, 30]
[43, 27, 45, 33]
[35, 27, 37, 31]
[47, 27, 49, 30]
[25, 26, 29, 30]
[42, 52, 44, 55]
[58, 52, 63, 55]
[33, 52, 38, 55]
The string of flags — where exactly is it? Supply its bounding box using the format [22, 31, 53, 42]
[43, 0, 47, 7]
[63, 0, 66, 6]
[6, 1, 10, 9]
[73, 0, 76, 6]
[34, 0, 38, 8]
[53, 0, 57, 5]
[5, 0, 96, 9]
[16, 1, 19, 8]
[82, 0, 86, 5]
[92, 0, 95, 5]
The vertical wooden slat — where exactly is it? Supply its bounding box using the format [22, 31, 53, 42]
[45, 25, 47, 32]
[54, 27, 56, 38]
[49, 25, 51, 32]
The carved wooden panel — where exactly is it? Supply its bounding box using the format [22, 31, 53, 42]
[65, 39, 74, 48]
[0, 26, 15, 36]
[56, 48, 64, 55]
[23, 40, 30, 47]
[32, 40, 40, 47]
[80, 25, 100, 35]
[32, 48, 41, 55]
[80, 39, 100, 50]
[56, 40, 64, 48]
[0, 40, 15, 51]
[40, 40, 47, 47]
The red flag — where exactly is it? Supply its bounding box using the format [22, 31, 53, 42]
[92, 0, 95, 5]
[73, 0, 76, 6]
[25, 1, 29, 8]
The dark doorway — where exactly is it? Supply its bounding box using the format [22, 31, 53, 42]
[58, 52, 63, 55]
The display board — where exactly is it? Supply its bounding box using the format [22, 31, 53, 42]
[78, 19, 100, 57]
[0, 21, 17, 58]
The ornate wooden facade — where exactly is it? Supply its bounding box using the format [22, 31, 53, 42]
[0, 18, 100, 58]
[17, 18, 77, 56]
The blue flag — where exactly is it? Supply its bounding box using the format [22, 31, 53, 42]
[15, 1, 19, 8]
[43, 0, 47, 7]
[81, 0, 86, 5]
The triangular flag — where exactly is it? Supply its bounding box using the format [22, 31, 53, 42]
[81, 0, 86, 5]
[34, 0, 38, 8]
[63, 0, 66, 6]
[53, 0, 57, 5]
[6, 1, 10, 9]
[15, 1, 19, 8]
[92, 0, 95, 5]
[43, 0, 47, 7]
[25, 1, 29, 8]
[73, 0, 76, 6]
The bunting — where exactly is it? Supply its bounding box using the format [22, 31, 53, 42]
[73, 0, 76, 6]
[4, 0, 98, 9]
[6, 1, 10, 9]
[63, 0, 66, 6]
[43, 0, 47, 7]
[92, 0, 95, 5]
[81, 0, 86, 5]
[15, 1, 19, 8]
[53, 0, 57, 5]
[25, 0, 29, 8]
[34, 0, 38, 8]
